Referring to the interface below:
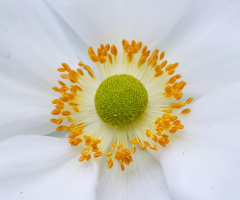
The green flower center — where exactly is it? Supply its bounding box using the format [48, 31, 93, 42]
[94, 74, 148, 126]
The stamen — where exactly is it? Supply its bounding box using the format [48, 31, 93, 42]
[51, 39, 193, 171]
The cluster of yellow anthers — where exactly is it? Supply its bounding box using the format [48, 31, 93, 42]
[51, 39, 193, 171]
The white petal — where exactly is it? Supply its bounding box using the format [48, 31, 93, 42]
[158, 0, 240, 99]
[96, 150, 172, 200]
[0, 0, 89, 139]
[0, 135, 98, 200]
[151, 81, 240, 199]
[47, 0, 188, 46]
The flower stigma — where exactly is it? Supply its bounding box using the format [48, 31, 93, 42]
[51, 39, 193, 171]
[94, 74, 148, 126]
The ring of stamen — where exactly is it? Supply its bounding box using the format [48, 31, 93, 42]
[50, 39, 193, 171]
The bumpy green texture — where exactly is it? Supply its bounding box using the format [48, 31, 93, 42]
[94, 74, 148, 126]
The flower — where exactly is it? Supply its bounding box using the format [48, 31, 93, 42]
[1, 0, 240, 200]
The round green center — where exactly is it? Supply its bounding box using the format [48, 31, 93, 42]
[94, 74, 148, 126]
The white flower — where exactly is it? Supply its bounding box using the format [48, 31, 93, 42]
[1, 0, 240, 200]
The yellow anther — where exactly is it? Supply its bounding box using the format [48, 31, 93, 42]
[111, 45, 117, 56]
[50, 119, 58, 123]
[100, 44, 104, 49]
[92, 148, 98, 152]
[83, 135, 91, 140]
[62, 111, 71, 116]
[163, 122, 171, 129]
[52, 86, 60, 92]
[82, 64, 95, 78]
[78, 62, 84, 66]
[108, 54, 113, 64]
[107, 158, 113, 169]
[159, 140, 166, 147]
[69, 70, 79, 83]
[142, 46, 147, 54]
[152, 134, 158, 142]
[155, 117, 161, 125]
[69, 138, 82, 146]
[138, 56, 147, 67]
[178, 81, 187, 91]
[165, 85, 172, 93]
[52, 99, 60, 104]
[136, 41, 142, 51]
[132, 146, 136, 153]
[154, 70, 163, 78]
[143, 141, 150, 147]
[160, 60, 168, 69]
[98, 56, 106, 64]
[77, 68, 84, 76]
[185, 97, 193, 104]
[51, 109, 61, 115]
[94, 152, 103, 158]
[131, 139, 138, 144]
[90, 53, 99, 62]
[79, 155, 86, 162]
[60, 96, 69, 102]
[93, 139, 101, 144]
[131, 40, 136, 52]
[102, 48, 108, 56]
[168, 69, 175, 75]
[88, 46, 94, 55]
[106, 151, 112, 157]
[105, 44, 110, 51]
[181, 108, 191, 114]
[175, 74, 181, 79]
[165, 64, 173, 71]
[162, 113, 170, 119]
[173, 120, 181, 125]
[144, 50, 150, 57]
[65, 123, 76, 131]
[57, 68, 66, 72]
[68, 133, 78, 139]
[86, 154, 91, 161]
[160, 51, 165, 60]
[122, 149, 131, 155]
[62, 63, 71, 71]
[174, 92, 183, 100]
[156, 126, 163, 132]
[56, 118, 63, 125]
[171, 102, 185, 109]
[168, 76, 177, 84]
[177, 124, 184, 129]
[121, 163, 125, 171]
[60, 74, 69, 79]
[55, 102, 64, 109]
[81, 148, 90, 155]
[117, 144, 123, 149]
[169, 116, 177, 122]
[172, 62, 179, 69]
[71, 105, 79, 112]
[146, 129, 151, 138]
[150, 145, 158, 151]
[172, 82, 179, 90]
[56, 125, 66, 131]
[58, 80, 66, 87]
